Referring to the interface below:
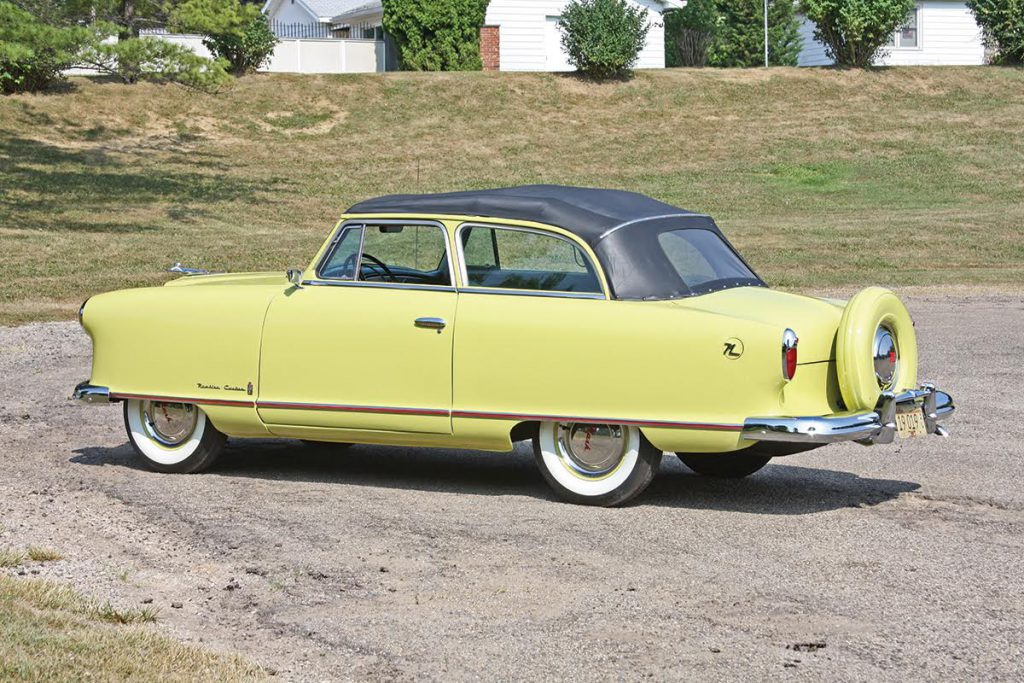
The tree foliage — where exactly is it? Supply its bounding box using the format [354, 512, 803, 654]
[381, 0, 490, 70]
[665, 0, 801, 68]
[172, 0, 277, 74]
[78, 35, 231, 89]
[664, 2, 720, 67]
[710, 0, 801, 67]
[966, 0, 1024, 64]
[800, 0, 916, 67]
[557, 0, 650, 79]
[0, 1, 91, 93]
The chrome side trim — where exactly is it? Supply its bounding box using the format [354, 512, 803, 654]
[302, 279, 456, 293]
[742, 385, 954, 445]
[458, 288, 605, 300]
[72, 382, 110, 404]
[597, 212, 705, 240]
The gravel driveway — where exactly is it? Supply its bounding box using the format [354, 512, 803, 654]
[1, 295, 1021, 681]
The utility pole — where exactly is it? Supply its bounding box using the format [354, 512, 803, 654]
[763, 0, 769, 67]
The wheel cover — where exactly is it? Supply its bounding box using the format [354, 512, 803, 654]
[141, 401, 198, 446]
[557, 423, 627, 477]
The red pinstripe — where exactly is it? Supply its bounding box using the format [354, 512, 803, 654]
[109, 392, 742, 431]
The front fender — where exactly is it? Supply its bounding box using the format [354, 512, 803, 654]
[82, 283, 283, 437]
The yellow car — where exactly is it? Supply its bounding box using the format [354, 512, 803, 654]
[74, 186, 954, 506]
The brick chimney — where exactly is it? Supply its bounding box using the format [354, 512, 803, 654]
[480, 25, 500, 71]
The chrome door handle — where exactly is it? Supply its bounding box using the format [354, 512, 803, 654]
[414, 317, 446, 330]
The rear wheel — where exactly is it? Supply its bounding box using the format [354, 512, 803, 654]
[676, 452, 771, 478]
[533, 422, 661, 506]
[124, 399, 225, 473]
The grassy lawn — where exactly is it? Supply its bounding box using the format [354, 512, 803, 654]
[0, 574, 263, 681]
[0, 67, 1022, 324]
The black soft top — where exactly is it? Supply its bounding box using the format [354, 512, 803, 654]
[348, 185, 700, 247]
[347, 185, 762, 300]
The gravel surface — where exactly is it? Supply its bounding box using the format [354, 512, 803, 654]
[1, 295, 1021, 681]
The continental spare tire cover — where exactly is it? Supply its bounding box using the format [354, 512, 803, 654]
[836, 287, 918, 411]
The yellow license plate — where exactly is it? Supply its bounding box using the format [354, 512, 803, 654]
[896, 409, 927, 438]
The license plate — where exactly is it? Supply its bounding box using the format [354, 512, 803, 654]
[896, 408, 927, 438]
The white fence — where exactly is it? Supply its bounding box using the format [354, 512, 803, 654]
[70, 33, 386, 75]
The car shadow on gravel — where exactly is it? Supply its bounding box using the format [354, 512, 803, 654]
[71, 441, 919, 515]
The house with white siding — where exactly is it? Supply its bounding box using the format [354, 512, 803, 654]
[268, 0, 684, 71]
[798, 1, 986, 66]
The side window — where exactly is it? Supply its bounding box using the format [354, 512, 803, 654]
[461, 226, 602, 294]
[319, 226, 363, 280]
[319, 224, 451, 286]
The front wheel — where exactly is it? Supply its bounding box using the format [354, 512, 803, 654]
[533, 422, 661, 506]
[124, 399, 226, 473]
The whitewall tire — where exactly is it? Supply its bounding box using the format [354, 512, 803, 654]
[124, 399, 226, 473]
[533, 421, 661, 506]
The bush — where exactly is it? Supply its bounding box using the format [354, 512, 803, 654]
[966, 0, 1024, 64]
[381, 0, 490, 71]
[664, 1, 720, 67]
[710, 0, 801, 67]
[0, 1, 89, 93]
[78, 36, 231, 90]
[202, 14, 277, 75]
[558, 0, 650, 79]
[800, 0, 916, 68]
[171, 0, 278, 75]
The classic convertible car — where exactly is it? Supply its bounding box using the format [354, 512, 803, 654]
[74, 186, 954, 505]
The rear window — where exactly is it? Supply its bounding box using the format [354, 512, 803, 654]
[656, 229, 759, 295]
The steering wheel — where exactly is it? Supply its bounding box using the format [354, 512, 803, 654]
[360, 252, 395, 281]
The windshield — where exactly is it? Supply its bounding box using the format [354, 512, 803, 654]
[655, 229, 760, 296]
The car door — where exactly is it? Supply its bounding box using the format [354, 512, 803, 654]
[257, 220, 457, 434]
[451, 223, 627, 424]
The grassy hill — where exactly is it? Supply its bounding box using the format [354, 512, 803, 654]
[1, 67, 1022, 324]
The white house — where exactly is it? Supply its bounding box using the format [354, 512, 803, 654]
[264, 0, 684, 71]
[798, 1, 986, 66]
[482, 0, 684, 71]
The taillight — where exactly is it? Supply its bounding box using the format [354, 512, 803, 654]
[782, 328, 798, 381]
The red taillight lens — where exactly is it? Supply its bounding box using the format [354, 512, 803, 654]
[782, 328, 798, 381]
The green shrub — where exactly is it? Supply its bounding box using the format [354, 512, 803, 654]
[800, 0, 916, 67]
[966, 0, 1024, 64]
[709, 0, 801, 67]
[0, 1, 90, 93]
[664, 1, 720, 67]
[381, 0, 490, 71]
[78, 36, 231, 90]
[557, 0, 650, 79]
[171, 0, 278, 75]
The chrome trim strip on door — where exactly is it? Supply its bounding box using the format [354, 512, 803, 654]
[301, 279, 456, 293]
[457, 288, 605, 300]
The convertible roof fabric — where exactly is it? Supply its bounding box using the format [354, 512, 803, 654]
[347, 185, 762, 300]
[347, 185, 704, 247]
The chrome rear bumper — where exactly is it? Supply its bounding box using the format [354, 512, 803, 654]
[73, 382, 110, 404]
[743, 384, 954, 445]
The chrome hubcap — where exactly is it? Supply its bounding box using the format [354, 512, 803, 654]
[557, 423, 627, 477]
[141, 401, 198, 446]
[873, 326, 899, 389]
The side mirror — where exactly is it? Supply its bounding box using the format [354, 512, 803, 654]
[287, 269, 304, 288]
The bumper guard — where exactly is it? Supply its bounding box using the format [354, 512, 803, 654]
[743, 383, 954, 445]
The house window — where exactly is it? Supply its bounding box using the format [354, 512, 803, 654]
[887, 6, 920, 48]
